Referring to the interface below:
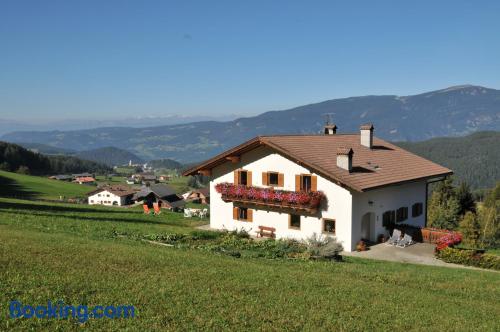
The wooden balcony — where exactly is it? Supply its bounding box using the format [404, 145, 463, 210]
[215, 183, 326, 214]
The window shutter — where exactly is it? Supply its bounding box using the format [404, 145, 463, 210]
[311, 176, 318, 191]
[234, 171, 239, 185]
[247, 209, 253, 222]
[233, 206, 239, 220]
[247, 171, 252, 186]
[295, 175, 301, 191]
[262, 172, 268, 185]
[278, 173, 284, 187]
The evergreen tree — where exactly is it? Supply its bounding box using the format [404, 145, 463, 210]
[459, 211, 481, 247]
[428, 177, 461, 230]
[455, 182, 476, 216]
[479, 182, 500, 248]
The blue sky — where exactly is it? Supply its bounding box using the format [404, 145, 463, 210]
[1, 0, 499, 120]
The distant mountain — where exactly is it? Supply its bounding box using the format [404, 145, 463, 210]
[148, 159, 184, 170]
[2, 85, 499, 162]
[395, 131, 500, 190]
[0, 114, 242, 136]
[17, 142, 76, 155]
[75, 147, 143, 166]
[0, 141, 111, 175]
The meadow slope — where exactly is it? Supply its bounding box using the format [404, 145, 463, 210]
[1, 198, 499, 331]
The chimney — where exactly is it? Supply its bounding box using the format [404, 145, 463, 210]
[324, 124, 337, 135]
[360, 124, 374, 148]
[337, 147, 353, 172]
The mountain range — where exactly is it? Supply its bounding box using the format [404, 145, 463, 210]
[2, 85, 499, 163]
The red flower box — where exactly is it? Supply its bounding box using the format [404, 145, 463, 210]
[214, 182, 325, 211]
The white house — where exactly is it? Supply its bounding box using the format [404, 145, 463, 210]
[87, 185, 136, 206]
[183, 124, 452, 252]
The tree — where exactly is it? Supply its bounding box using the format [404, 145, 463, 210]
[16, 165, 30, 175]
[455, 182, 476, 216]
[428, 177, 461, 230]
[478, 182, 500, 248]
[459, 211, 481, 248]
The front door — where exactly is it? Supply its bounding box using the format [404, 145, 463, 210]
[361, 212, 374, 241]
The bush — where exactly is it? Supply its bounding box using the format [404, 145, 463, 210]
[436, 247, 500, 270]
[306, 234, 343, 260]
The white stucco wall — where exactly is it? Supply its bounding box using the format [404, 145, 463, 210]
[208, 145, 430, 252]
[351, 181, 427, 247]
[209, 146, 355, 250]
[88, 190, 126, 206]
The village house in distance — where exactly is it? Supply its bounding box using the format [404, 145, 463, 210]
[184, 124, 453, 252]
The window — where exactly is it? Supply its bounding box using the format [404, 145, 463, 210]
[295, 174, 317, 192]
[262, 172, 284, 187]
[98, 194, 101, 197]
[235, 170, 252, 186]
[106, 194, 110, 197]
[323, 219, 336, 234]
[90, 200, 94, 203]
[239, 171, 248, 185]
[412, 203, 423, 217]
[382, 210, 396, 228]
[396, 207, 408, 222]
[289, 214, 301, 229]
[268, 172, 279, 186]
[301, 175, 312, 192]
[233, 207, 252, 222]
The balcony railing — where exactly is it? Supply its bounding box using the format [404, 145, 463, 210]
[214, 182, 326, 213]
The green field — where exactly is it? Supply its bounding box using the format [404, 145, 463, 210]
[0, 170, 93, 200]
[1, 197, 499, 331]
[1, 171, 499, 330]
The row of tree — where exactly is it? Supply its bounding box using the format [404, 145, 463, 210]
[0, 141, 112, 175]
[428, 178, 499, 248]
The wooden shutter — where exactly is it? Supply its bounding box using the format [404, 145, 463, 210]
[262, 172, 268, 185]
[295, 175, 301, 191]
[233, 206, 239, 220]
[311, 175, 318, 192]
[234, 170, 239, 185]
[247, 171, 252, 186]
[278, 173, 284, 187]
[247, 209, 253, 222]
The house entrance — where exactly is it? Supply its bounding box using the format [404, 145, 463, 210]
[361, 212, 375, 242]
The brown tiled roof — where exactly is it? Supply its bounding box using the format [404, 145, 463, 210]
[337, 147, 353, 155]
[183, 134, 452, 192]
[87, 185, 137, 197]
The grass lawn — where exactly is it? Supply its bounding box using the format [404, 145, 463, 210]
[0, 170, 93, 200]
[95, 175, 128, 185]
[1, 198, 499, 331]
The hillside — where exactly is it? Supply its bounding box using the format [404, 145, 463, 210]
[0, 170, 92, 200]
[2, 85, 499, 162]
[0, 141, 112, 175]
[1, 198, 499, 330]
[75, 147, 143, 166]
[148, 158, 184, 170]
[395, 131, 500, 189]
[17, 142, 76, 155]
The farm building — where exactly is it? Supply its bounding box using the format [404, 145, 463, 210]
[87, 185, 137, 206]
[134, 184, 185, 211]
[184, 124, 453, 252]
[185, 188, 210, 204]
[73, 176, 96, 185]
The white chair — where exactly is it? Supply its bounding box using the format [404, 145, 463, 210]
[385, 229, 402, 246]
[396, 234, 414, 248]
[183, 208, 193, 218]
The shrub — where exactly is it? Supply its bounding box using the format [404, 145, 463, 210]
[436, 247, 500, 270]
[306, 234, 343, 260]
